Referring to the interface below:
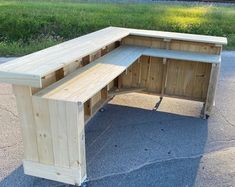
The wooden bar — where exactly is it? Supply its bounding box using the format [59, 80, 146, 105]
[0, 27, 227, 186]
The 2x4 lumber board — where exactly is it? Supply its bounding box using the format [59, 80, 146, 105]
[32, 97, 54, 165]
[23, 160, 85, 186]
[31, 97, 86, 182]
[34, 46, 144, 103]
[125, 27, 227, 45]
[0, 72, 41, 88]
[161, 58, 168, 97]
[205, 63, 220, 115]
[108, 87, 145, 97]
[169, 40, 221, 55]
[142, 47, 221, 64]
[12, 85, 39, 161]
[0, 27, 129, 87]
[48, 99, 86, 173]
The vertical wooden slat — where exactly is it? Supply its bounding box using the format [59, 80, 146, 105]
[32, 97, 54, 164]
[48, 100, 70, 167]
[139, 56, 149, 88]
[65, 101, 86, 180]
[146, 57, 163, 93]
[161, 58, 168, 97]
[131, 60, 141, 88]
[13, 85, 39, 161]
[204, 63, 220, 116]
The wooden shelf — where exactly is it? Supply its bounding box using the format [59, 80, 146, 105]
[34, 45, 221, 104]
[143, 47, 221, 64]
[34, 46, 143, 103]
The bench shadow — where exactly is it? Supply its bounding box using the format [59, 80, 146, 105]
[85, 103, 208, 187]
[0, 103, 208, 187]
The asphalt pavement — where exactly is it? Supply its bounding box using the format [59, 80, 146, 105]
[0, 52, 235, 187]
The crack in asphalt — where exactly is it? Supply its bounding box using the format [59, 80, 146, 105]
[0, 143, 18, 150]
[214, 106, 235, 127]
[0, 105, 18, 118]
[87, 146, 235, 183]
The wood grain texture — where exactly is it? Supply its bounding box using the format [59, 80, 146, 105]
[23, 160, 84, 185]
[165, 59, 211, 101]
[32, 97, 54, 165]
[12, 85, 39, 161]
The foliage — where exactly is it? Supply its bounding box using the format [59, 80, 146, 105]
[0, 0, 234, 56]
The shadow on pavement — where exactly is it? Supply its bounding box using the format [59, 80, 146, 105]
[0, 103, 208, 187]
[86, 103, 208, 187]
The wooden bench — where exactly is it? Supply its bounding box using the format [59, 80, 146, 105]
[0, 27, 227, 185]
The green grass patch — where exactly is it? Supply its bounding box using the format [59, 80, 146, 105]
[0, 0, 234, 56]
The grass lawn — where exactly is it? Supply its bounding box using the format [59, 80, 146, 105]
[0, 0, 235, 56]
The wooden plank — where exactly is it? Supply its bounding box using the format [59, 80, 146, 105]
[12, 85, 39, 161]
[192, 62, 211, 100]
[205, 63, 220, 116]
[35, 46, 143, 103]
[121, 67, 133, 88]
[122, 36, 165, 49]
[65, 102, 85, 169]
[0, 72, 41, 87]
[127, 27, 227, 45]
[131, 60, 141, 87]
[109, 87, 145, 97]
[23, 160, 84, 186]
[170, 40, 220, 55]
[139, 56, 150, 88]
[32, 97, 54, 164]
[161, 58, 168, 97]
[143, 47, 221, 64]
[48, 100, 70, 167]
[146, 57, 163, 93]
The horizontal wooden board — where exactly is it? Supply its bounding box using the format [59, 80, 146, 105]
[143, 47, 221, 64]
[127, 27, 227, 45]
[23, 160, 85, 185]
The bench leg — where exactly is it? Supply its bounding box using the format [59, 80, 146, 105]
[31, 97, 87, 185]
[202, 63, 220, 119]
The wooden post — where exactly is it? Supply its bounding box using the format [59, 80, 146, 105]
[204, 63, 220, 118]
[28, 97, 87, 185]
[12, 85, 39, 162]
[161, 58, 168, 98]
